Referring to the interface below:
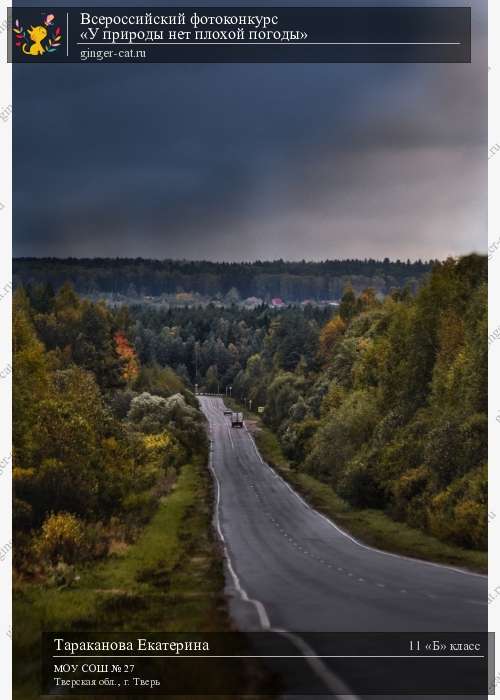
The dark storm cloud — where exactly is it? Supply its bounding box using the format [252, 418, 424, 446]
[13, 1, 487, 261]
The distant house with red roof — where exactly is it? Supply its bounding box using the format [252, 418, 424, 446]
[271, 297, 285, 308]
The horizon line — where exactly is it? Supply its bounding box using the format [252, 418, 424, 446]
[12, 253, 484, 266]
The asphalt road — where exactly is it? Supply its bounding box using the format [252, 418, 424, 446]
[199, 396, 488, 696]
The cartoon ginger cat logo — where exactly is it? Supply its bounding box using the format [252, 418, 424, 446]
[13, 14, 62, 57]
[23, 25, 48, 55]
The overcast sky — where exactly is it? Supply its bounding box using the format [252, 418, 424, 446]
[13, 0, 487, 262]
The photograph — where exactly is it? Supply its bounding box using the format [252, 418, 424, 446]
[4, 1, 493, 698]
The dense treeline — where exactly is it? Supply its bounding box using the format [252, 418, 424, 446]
[234, 255, 487, 549]
[126, 304, 330, 390]
[14, 257, 433, 301]
[13, 284, 207, 578]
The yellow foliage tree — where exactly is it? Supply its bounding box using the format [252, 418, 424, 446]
[319, 316, 346, 363]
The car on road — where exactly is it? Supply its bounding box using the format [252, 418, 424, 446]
[223, 409, 232, 416]
[231, 412, 244, 428]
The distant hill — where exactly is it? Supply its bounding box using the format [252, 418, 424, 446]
[13, 257, 434, 303]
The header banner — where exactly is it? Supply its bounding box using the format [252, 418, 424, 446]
[8, 6, 471, 63]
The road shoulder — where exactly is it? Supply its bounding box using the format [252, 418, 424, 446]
[226, 398, 487, 575]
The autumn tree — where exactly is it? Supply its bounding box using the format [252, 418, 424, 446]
[318, 316, 346, 363]
[115, 330, 140, 383]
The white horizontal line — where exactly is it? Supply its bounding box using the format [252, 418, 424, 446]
[52, 654, 485, 659]
[76, 42, 462, 46]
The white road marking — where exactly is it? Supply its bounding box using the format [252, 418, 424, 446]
[203, 397, 484, 668]
[206, 431, 360, 699]
[241, 421, 485, 580]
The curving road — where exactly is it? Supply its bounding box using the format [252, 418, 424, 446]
[199, 396, 487, 695]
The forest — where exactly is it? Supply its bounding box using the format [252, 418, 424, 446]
[233, 254, 487, 549]
[13, 284, 208, 577]
[15, 253, 487, 570]
[13, 257, 433, 301]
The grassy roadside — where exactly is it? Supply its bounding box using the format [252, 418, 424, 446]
[226, 398, 487, 574]
[14, 461, 271, 699]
